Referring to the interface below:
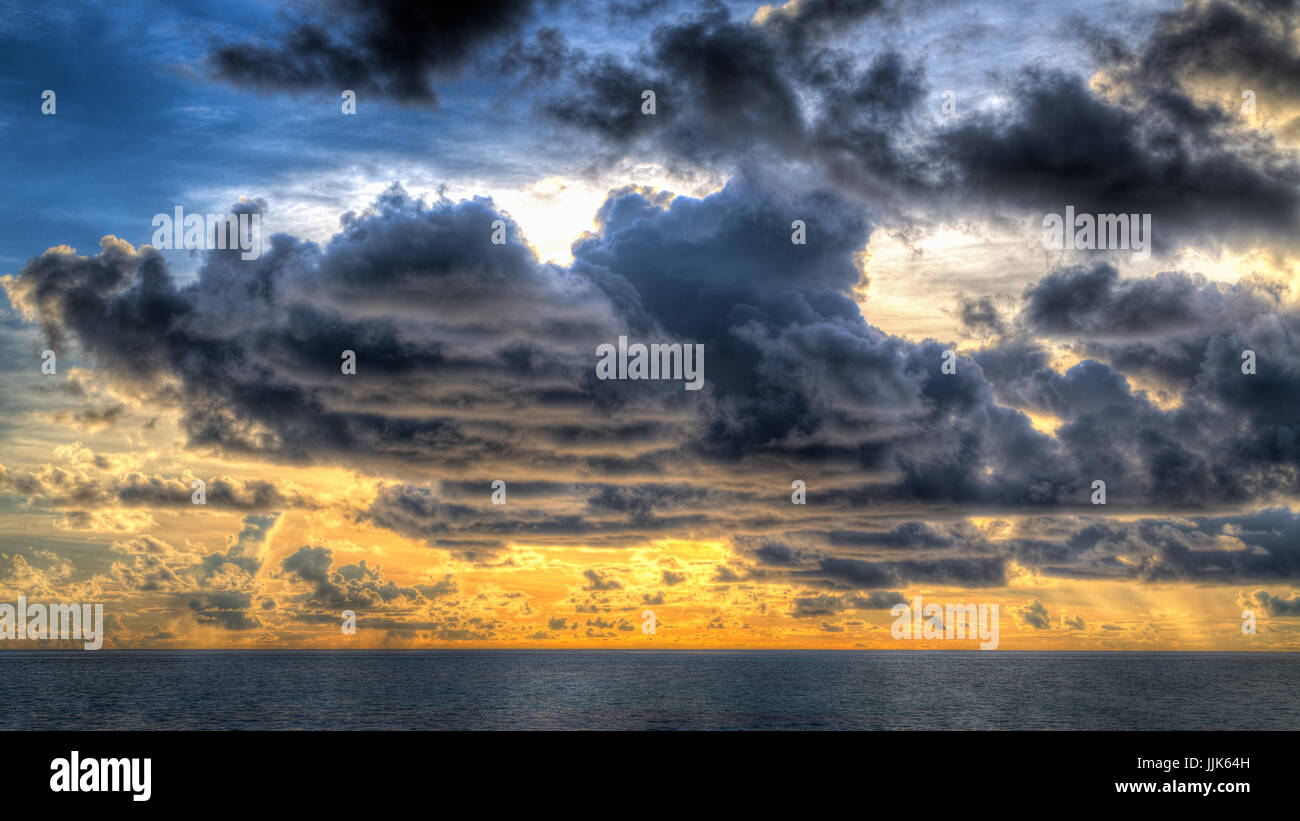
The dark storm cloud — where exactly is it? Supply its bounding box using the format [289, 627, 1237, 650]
[281, 545, 424, 609]
[0, 464, 316, 513]
[207, 0, 539, 104]
[198, 513, 280, 581]
[581, 568, 622, 591]
[738, 507, 1300, 586]
[939, 1, 1300, 243]
[1071, 508, 1300, 583]
[572, 176, 908, 459]
[109, 553, 184, 593]
[5, 187, 628, 470]
[790, 590, 904, 618]
[931, 68, 1300, 246]
[358, 480, 738, 560]
[1019, 262, 1286, 347]
[187, 591, 262, 630]
[603, 0, 678, 21]
[1240, 589, 1300, 616]
[736, 529, 1011, 588]
[0, 193, 1261, 529]
[8, 172, 1300, 582]
[814, 555, 1007, 588]
[952, 256, 1300, 514]
[529, 1, 1300, 246]
[1135, 509, 1300, 583]
[980, 350, 1297, 510]
[1019, 267, 1296, 507]
[1112, 0, 1300, 117]
[92, 515, 282, 602]
[826, 522, 959, 550]
[1018, 599, 1051, 629]
[999, 262, 1295, 395]
[416, 575, 458, 599]
[583, 482, 716, 521]
[745, 539, 819, 567]
[525, 5, 928, 194]
[956, 296, 1009, 339]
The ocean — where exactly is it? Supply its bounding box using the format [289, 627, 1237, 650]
[3, 650, 1296, 730]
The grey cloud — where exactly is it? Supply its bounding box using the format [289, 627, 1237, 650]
[208, 0, 539, 105]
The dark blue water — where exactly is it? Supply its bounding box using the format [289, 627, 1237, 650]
[2, 650, 1295, 730]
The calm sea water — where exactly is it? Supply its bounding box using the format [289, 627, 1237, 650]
[2, 650, 1295, 730]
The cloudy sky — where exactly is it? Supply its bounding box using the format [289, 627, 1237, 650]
[2, 0, 1299, 649]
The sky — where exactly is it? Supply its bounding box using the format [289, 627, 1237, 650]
[1, 0, 1300, 650]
